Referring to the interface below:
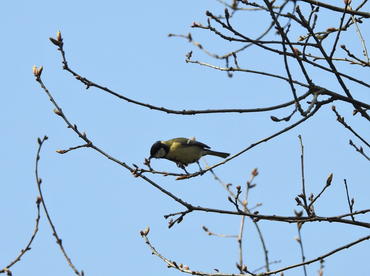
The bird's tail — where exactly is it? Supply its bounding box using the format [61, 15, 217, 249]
[204, 150, 230, 159]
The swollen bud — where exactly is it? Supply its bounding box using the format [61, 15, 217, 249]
[49, 37, 60, 46]
[271, 116, 279, 122]
[295, 197, 302, 205]
[225, 8, 229, 20]
[326, 173, 333, 186]
[293, 47, 302, 55]
[36, 197, 42, 204]
[206, 10, 213, 17]
[57, 30, 62, 42]
[38, 66, 43, 76]
[252, 168, 258, 176]
[33, 65, 38, 76]
[53, 109, 63, 116]
[326, 27, 336, 32]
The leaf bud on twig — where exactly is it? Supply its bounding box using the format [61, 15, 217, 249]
[295, 197, 302, 205]
[271, 116, 279, 122]
[326, 173, 333, 186]
[206, 10, 213, 17]
[252, 168, 258, 176]
[293, 47, 302, 55]
[228, 195, 233, 203]
[225, 8, 229, 20]
[49, 37, 60, 46]
[326, 27, 336, 32]
[57, 30, 62, 42]
[38, 66, 43, 76]
[53, 109, 63, 116]
[33, 65, 38, 76]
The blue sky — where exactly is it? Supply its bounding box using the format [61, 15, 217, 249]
[1, 1, 369, 275]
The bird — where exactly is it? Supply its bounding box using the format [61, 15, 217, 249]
[149, 137, 230, 173]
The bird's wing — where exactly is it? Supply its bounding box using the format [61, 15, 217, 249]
[179, 139, 210, 149]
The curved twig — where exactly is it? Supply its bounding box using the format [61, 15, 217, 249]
[35, 136, 83, 276]
[0, 192, 41, 274]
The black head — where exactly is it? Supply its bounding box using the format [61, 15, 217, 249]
[150, 141, 168, 159]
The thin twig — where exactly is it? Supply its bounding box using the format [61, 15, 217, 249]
[263, 234, 370, 275]
[329, 0, 350, 59]
[141, 227, 370, 276]
[344, 179, 355, 222]
[35, 136, 83, 276]
[0, 192, 42, 274]
[349, 140, 370, 161]
[331, 106, 370, 148]
[308, 173, 333, 209]
[297, 0, 370, 17]
[296, 224, 307, 276]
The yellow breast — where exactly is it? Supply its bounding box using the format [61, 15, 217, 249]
[165, 141, 203, 165]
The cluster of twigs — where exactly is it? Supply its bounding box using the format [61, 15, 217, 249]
[139, 148, 370, 275]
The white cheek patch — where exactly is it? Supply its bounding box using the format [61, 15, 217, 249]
[154, 148, 167, 158]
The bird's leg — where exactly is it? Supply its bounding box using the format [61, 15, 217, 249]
[177, 162, 190, 175]
[196, 161, 204, 175]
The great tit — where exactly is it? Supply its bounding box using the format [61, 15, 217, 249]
[149, 137, 230, 173]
